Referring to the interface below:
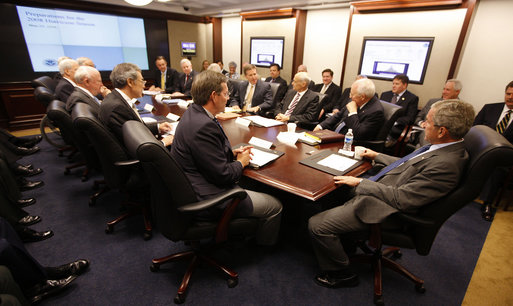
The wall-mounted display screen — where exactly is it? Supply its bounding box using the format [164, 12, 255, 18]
[358, 37, 434, 84]
[250, 37, 284, 68]
[16, 5, 149, 72]
[181, 41, 196, 56]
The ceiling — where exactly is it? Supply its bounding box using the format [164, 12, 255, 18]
[77, 0, 352, 17]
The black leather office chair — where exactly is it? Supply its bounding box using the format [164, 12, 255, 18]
[72, 103, 152, 239]
[269, 82, 280, 102]
[345, 125, 513, 305]
[295, 93, 326, 130]
[33, 86, 64, 148]
[353, 100, 405, 152]
[122, 120, 259, 304]
[31, 76, 56, 92]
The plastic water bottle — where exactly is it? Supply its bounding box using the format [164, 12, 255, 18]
[343, 129, 353, 151]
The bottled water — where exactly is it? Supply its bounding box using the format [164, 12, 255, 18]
[343, 128, 353, 151]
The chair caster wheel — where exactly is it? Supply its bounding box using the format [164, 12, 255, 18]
[143, 231, 152, 240]
[374, 295, 384, 305]
[415, 283, 426, 293]
[227, 277, 238, 288]
[105, 225, 114, 234]
[150, 263, 160, 272]
[174, 293, 185, 304]
[392, 250, 402, 259]
[64, 169, 70, 175]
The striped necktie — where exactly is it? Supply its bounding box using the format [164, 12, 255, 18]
[369, 145, 431, 182]
[496, 110, 512, 134]
[285, 93, 301, 116]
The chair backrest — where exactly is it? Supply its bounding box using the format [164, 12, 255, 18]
[269, 82, 281, 102]
[376, 100, 405, 141]
[33, 86, 56, 108]
[409, 125, 513, 255]
[122, 120, 196, 240]
[72, 103, 131, 189]
[31, 76, 56, 91]
[46, 100, 76, 146]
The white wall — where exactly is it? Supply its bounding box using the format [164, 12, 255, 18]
[455, 0, 513, 112]
[221, 16, 242, 71]
[303, 8, 349, 85]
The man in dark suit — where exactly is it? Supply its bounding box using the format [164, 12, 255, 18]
[275, 72, 320, 124]
[309, 100, 474, 288]
[55, 59, 79, 103]
[173, 58, 198, 96]
[99, 63, 174, 147]
[313, 68, 342, 119]
[473, 80, 513, 220]
[148, 56, 179, 93]
[170, 70, 282, 246]
[265, 63, 288, 105]
[314, 78, 384, 141]
[230, 64, 273, 114]
[380, 74, 419, 139]
[66, 66, 104, 115]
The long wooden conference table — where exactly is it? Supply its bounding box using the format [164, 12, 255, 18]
[141, 95, 372, 201]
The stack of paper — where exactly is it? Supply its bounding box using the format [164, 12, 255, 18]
[244, 116, 285, 127]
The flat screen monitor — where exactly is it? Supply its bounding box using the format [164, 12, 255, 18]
[358, 37, 434, 84]
[181, 41, 196, 56]
[250, 37, 284, 68]
[16, 5, 149, 72]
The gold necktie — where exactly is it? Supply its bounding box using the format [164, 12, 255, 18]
[161, 73, 165, 90]
[496, 110, 512, 134]
[243, 84, 255, 112]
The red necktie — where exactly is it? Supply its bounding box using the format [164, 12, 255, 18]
[185, 75, 189, 86]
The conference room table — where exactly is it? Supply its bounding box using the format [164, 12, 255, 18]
[139, 94, 372, 201]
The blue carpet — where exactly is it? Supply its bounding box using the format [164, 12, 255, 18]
[20, 134, 491, 305]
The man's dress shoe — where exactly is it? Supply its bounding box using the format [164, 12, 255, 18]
[18, 215, 41, 226]
[27, 275, 77, 304]
[45, 259, 90, 279]
[18, 177, 44, 191]
[18, 135, 43, 149]
[482, 203, 494, 222]
[314, 270, 359, 288]
[13, 164, 43, 177]
[17, 197, 36, 207]
[13, 146, 40, 155]
[19, 227, 54, 243]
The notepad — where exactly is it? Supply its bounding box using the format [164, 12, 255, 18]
[244, 116, 285, 127]
[300, 150, 363, 176]
[233, 143, 284, 169]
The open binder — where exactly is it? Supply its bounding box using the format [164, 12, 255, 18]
[299, 150, 363, 176]
[233, 143, 284, 169]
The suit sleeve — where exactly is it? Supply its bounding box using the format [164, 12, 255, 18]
[345, 109, 385, 140]
[229, 83, 242, 108]
[397, 95, 419, 126]
[165, 70, 179, 93]
[289, 94, 320, 123]
[473, 106, 487, 126]
[258, 83, 274, 111]
[275, 81, 288, 105]
[319, 108, 346, 130]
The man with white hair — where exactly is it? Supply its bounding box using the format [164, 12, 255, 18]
[55, 59, 79, 103]
[66, 66, 105, 115]
[313, 78, 385, 141]
[173, 58, 198, 96]
[274, 72, 320, 124]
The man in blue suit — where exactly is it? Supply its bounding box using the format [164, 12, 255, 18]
[171, 70, 282, 246]
[229, 64, 273, 114]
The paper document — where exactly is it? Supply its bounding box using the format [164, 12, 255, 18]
[245, 116, 284, 127]
[143, 90, 162, 95]
[162, 99, 184, 104]
[317, 154, 358, 173]
[250, 148, 280, 168]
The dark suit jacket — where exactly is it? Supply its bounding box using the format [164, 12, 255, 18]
[230, 80, 273, 111]
[55, 78, 74, 103]
[415, 97, 441, 126]
[175, 70, 198, 96]
[380, 90, 419, 126]
[474, 102, 513, 144]
[99, 90, 158, 145]
[265, 76, 288, 105]
[319, 96, 385, 141]
[154, 67, 179, 93]
[170, 103, 252, 215]
[66, 87, 100, 115]
[275, 89, 320, 123]
[351, 142, 468, 223]
[313, 82, 342, 113]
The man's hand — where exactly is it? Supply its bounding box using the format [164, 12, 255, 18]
[334, 175, 362, 187]
[231, 105, 241, 111]
[158, 122, 173, 134]
[233, 145, 253, 157]
[275, 113, 290, 122]
[346, 101, 358, 113]
[236, 147, 252, 167]
[100, 85, 111, 97]
[247, 106, 260, 113]
[332, 108, 340, 114]
[360, 148, 379, 160]
[313, 125, 322, 132]
[161, 134, 174, 146]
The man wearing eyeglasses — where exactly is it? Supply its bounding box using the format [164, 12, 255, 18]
[170, 70, 283, 246]
[99, 63, 174, 147]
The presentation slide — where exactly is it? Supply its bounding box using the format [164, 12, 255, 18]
[359, 38, 433, 83]
[16, 6, 149, 72]
[250, 38, 284, 68]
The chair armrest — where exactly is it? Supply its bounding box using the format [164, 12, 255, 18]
[177, 187, 247, 212]
[394, 213, 436, 227]
[114, 159, 140, 167]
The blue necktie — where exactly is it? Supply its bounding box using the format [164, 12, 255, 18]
[368, 145, 431, 182]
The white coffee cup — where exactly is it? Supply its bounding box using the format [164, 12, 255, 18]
[287, 122, 297, 133]
[354, 146, 366, 160]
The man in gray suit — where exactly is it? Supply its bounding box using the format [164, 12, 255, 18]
[229, 64, 273, 114]
[66, 66, 109, 115]
[309, 99, 474, 288]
